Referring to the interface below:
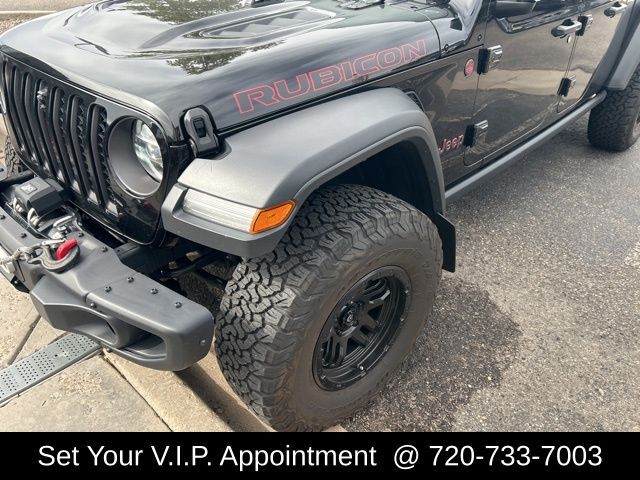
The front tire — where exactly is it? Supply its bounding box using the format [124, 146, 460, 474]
[588, 65, 640, 152]
[215, 185, 443, 431]
[2, 137, 24, 175]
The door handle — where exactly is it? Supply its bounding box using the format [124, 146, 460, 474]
[605, 2, 628, 17]
[552, 20, 582, 38]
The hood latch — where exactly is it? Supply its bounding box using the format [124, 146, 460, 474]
[184, 108, 220, 157]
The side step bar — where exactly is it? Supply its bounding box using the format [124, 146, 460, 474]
[0, 334, 100, 406]
[445, 92, 607, 203]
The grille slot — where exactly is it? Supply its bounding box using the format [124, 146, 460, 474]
[1, 59, 115, 216]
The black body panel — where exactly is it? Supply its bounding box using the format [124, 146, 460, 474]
[559, 0, 625, 112]
[0, 0, 447, 133]
[162, 88, 452, 259]
[0, 0, 494, 245]
[0, 55, 190, 244]
[0, 0, 636, 249]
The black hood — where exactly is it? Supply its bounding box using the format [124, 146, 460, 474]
[0, 0, 478, 135]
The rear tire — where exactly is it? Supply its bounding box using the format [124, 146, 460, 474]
[588, 65, 640, 152]
[215, 185, 443, 431]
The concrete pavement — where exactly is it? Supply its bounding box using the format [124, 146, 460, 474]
[0, 279, 242, 431]
[0, 0, 89, 12]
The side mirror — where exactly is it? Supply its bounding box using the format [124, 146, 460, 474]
[495, 0, 537, 17]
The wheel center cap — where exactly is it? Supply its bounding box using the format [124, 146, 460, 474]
[340, 307, 358, 330]
[345, 311, 355, 325]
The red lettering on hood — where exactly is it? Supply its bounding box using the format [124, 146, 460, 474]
[233, 39, 428, 115]
[233, 85, 279, 115]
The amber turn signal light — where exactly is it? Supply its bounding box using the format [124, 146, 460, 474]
[251, 201, 296, 234]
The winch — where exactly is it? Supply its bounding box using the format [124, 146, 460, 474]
[0, 170, 215, 371]
[0, 176, 81, 275]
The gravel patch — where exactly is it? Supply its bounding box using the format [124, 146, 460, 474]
[0, 16, 28, 34]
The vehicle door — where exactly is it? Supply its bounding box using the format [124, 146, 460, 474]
[464, 0, 583, 166]
[558, 0, 631, 112]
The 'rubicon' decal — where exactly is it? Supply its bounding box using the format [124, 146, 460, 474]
[233, 40, 428, 115]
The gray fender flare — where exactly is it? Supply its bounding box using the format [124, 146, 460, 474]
[608, 11, 640, 90]
[162, 88, 454, 268]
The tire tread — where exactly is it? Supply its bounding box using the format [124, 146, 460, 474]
[2, 137, 24, 175]
[215, 185, 442, 431]
[588, 65, 640, 151]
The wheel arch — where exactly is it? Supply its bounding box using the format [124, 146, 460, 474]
[163, 88, 456, 271]
[320, 139, 456, 272]
[326, 140, 439, 218]
[606, 6, 640, 91]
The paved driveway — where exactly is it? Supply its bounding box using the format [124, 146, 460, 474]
[347, 116, 640, 431]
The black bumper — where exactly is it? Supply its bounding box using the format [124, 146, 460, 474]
[0, 202, 214, 372]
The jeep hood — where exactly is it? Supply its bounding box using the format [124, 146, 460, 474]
[0, 0, 477, 133]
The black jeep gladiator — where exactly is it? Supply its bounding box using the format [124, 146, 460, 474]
[0, 0, 638, 431]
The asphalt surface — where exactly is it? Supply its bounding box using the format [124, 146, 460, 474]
[347, 116, 640, 431]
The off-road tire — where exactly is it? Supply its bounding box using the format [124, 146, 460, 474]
[215, 185, 443, 431]
[588, 65, 640, 152]
[2, 137, 24, 175]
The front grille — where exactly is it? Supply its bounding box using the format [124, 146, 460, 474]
[2, 59, 117, 216]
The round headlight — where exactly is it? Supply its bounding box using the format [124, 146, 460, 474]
[132, 120, 163, 182]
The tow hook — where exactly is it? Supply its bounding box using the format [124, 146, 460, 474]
[0, 238, 80, 274]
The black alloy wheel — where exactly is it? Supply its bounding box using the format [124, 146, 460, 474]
[313, 266, 411, 391]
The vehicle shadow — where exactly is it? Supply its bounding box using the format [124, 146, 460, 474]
[346, 276, 522, 432]
[177, 270, 522, 432]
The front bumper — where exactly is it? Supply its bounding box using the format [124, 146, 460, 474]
[0, 188, 214, 372]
